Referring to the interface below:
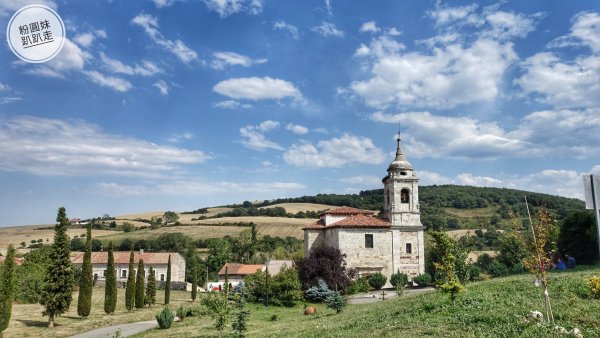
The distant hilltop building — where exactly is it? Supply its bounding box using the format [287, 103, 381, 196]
[303, 135, 425, 281]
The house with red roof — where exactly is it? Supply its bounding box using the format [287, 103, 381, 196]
[71, 250, 186, 285]
[303, 136, 425, 283]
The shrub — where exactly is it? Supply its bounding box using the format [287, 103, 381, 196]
[413, 273, 432, 286]
[588, 276, 600, 299]
[467, 264, 481, 282]
[346, 277, 369, 295]
[324, 291, 346, 314]
[156, 306, 174, 329]
[304, 279, 332, 302]
[176, 306, 189, 321]
[368, 273, 387, 290]
[270, 266, 303, 307]
[297, 246, 356, 292]
[390, 270, 408, 288]
[488, 260, 509, 277]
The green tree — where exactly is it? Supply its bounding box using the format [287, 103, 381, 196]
[558, 210, 598, 264]
[162, 211, 179, 224]
[390, 270, 408, 288]
[270, 266, 303, 307]
[145, 267, 156, 307]
[324, 291, 346, 314]
[104, 242, 117, 314]
[202, 292, 231, 338]
[191, 267, 198, 302]
[232, 290, 249, 338]
[125, 251, 135, 311]
[368, 273, 387, 290]
[430, 231, 464, 304]
[41, 207, 74, 327]
[77, 224, 93, 318]
[497, 232, 527, 273]
[0, 245, 17, 336]
[165, 255, 171, 305]
[135, 259, 145, 309]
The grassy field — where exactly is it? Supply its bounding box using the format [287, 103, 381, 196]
[259, 203, 336, 213]
[134, 267, 600, 338]
[3, 289, 192, 338]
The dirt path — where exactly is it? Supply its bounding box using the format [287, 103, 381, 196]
[68, 320, 158, 338]
[348, 287, 434, 304]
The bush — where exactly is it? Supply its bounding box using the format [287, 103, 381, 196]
[488, 260, 509, 277]
[324, 291, 346, 314]
[390, 270, 408, 288]
[346, 277, 369, 295]
[368, 273, 387, 290]
[304, 279, 332, 302]
[176, 306, 190, 320]
[270, 266, 303, 307]
[297, 246, 356, 292]
[413, 273, 432, 286]
[156, 306, 174, 329]
[588, 276, 600, 299]
[467, 264, 481, 282]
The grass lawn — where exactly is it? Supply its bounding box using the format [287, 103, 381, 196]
[136, 267, 600, 338]
[3, 288, 193, 338]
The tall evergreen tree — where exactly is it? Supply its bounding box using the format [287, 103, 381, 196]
[145, 267, 156, 307]
[104, 242, 117, 314]
[0, 245, 16, 336]
[191, 267, 198, 302]
[165, 255, 171, 305]
[135, 259, 145, 308]
[41, 207, 74, 327]
[77, 224, 93, 317]
[125, 251, 136, 311]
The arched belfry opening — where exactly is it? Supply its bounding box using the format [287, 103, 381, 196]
[401, 189, 409, 204]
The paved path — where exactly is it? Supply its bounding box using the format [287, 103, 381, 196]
[68, 320, 158, 338]
[348, 287, 434, 304]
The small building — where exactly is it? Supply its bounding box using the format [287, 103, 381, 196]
[71, 250, 186, 284]
[213, 260, 295, 290]
[0, 256, 24, 266]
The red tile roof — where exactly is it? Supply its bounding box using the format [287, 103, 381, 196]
[218, 263, 264, 275]
[71, 252, 179, 265]
[0, 256, 24, 266]
[304, 214, 390, 230]
[320, 206, 374, 216]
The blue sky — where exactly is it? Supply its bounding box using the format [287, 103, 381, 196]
[1, 0, 600, 226]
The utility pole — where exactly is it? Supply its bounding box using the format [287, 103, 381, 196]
[583, 175, 600, 261]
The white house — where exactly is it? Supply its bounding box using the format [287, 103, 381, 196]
[71, 250, 186, 284]
[303, 136, 426, 281]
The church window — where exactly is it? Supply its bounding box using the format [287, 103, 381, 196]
[365, 234, 373, 248]
[406, 243, 412, 254]
[401, 189, 409, 203]
[401, 171, 407, 176]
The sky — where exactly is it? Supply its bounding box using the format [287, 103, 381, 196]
[1, 0, 600, 227]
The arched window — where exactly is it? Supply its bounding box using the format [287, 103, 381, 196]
[401, 189, 409, 204]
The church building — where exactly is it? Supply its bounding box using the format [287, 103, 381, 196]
[303, 135, 425, 281]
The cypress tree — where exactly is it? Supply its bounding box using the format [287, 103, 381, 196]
[125, 251, 136, 311]
[165, 255, 171, 305]
[191, 267, 198, 302]
[0, 245, 16, 336]
[41, 207, 74, 328]
[104, 242, 117, 314]
[77, 224, 93, 317]
[145, 267, 156, 307]
[135, 259, 145, 308]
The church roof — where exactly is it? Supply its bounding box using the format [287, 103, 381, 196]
[303, 214, 390, 230]
[320, 206, 374, 216]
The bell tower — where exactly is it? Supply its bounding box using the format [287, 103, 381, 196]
[383, 133, 425, 277]
[383, 134, 420, 226]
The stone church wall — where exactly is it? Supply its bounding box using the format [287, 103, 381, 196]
[336, 229, 393, 278]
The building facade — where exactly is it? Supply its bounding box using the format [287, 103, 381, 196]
[71, 250, 186, 284]
[303, 136, 425, 281]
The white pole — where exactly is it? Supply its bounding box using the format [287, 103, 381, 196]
[591, 175, 600, 261]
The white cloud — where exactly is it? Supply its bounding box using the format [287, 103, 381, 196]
[428, 4, 482, 27]
[0, 97, 22, 104]
[85, 70, 132, 92]
[131, 13, 197, 63]
[202, 0, 264, 17]
[210, 52, 267, 70]
[360, 21, 380, 33]
[0, 83, 8, 91]
[323, 0, 332, 16]
[0, 115, 210, 177]
[73, 30, 107, 48]
[372, 108, 600, 160]
[24, 39, 90, 79]
[548, 12, 600, 53]
[213, 100, 252, 109]
[273, 20, 299, 39]
[286, 123, 309, 135]
[152, 0, 181, 8]
[153, 80, 169, 95]
[213, 77, 303, 101]
[0, 0, 56, 16]
[100, 53, 163, 76]
[484, 11, 536, 40]
[240, 120, 283, 151]
[95, 180, 305, 197]
[167, 132, 193, 143]
[312, 22, 345, 38]
[283, 133, 385, 168]
[339, 175, 382, 187]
